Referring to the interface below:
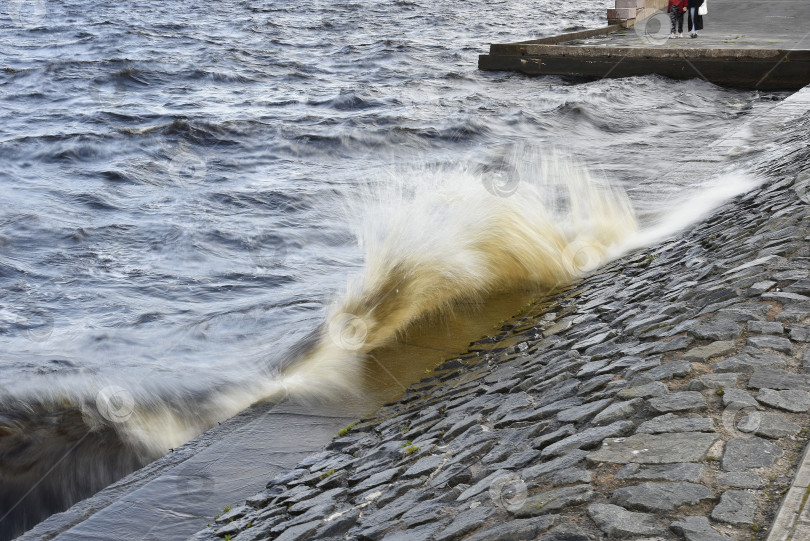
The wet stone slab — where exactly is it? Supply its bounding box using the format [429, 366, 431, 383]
[610, 482, 715, 512]
[587, 432, 720, 465]
[615, 463, 705, 483]
[587, 503, 666, 537]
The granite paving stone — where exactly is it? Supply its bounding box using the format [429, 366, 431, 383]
[737, 411, 801, 439]
[721, 437, 783, 470]
[616, 381, 668, 399]
[313, 508, 361, 537]
[716, 471, 763, 489]
[615, 463, 705, 483]
[711, 490, 757, 525]
[689, 373, 743, 390]
[433, 505, 496, 541]
[789, 325, 810, 342]
[756, 388, 810, 412]
[402, 455, 444, 479]
[691, 320, 742, 341]
[274, 520, 323, 541]
[532, 425, 577, 450]
[540, 420, 634, 457]
[548, 468, 591, 486]
[721, 388, 759, 408]
[455, 469, 509, 502]
[556, 398, 613, 423]
[538, 523, 592, 540]
[670, 516, 733, 541]
[288, 487, 345, 513]
[513, 484, 595, 517]
[463, 517, 558, 541]
[591, 398, 641, 425]
[631, 360, 693, 384]
[748, 367, 810, 390]
[577, 373, 615, 395]
[587, 503, 666, 537]
[747, 335, 795, 354]
[379, 522, 441, 541]
[636, 413, 715, 434]
[651, 336, 694, 354]
[587, 432, 720, 464]
[747, 320, 784, 334]
[648, 392, 708, 413]
[610, 482, 714, 512]
[680, 341, 737, 362]
[524, 450, 589, 480]
[713, 347, 787, 373]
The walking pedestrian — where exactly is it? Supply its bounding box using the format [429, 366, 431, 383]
[668, 0, 687, 38]
[687, 0, 705, 38]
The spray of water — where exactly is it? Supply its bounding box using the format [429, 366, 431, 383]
[278, 148, 638, 401]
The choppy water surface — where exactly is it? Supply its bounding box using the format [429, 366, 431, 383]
[0, 0, 791, 537]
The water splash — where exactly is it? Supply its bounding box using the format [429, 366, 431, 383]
[279, 148, 638, 400]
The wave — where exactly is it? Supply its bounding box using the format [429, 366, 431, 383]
[3, 147, 639, 451]
[0, 149, 644, 539]
[278, 147, 638, 400]
[4, 147, 767, 538]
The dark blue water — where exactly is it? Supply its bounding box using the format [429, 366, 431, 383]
[0, 0, 790, 537]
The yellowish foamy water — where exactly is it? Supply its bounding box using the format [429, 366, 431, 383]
[280, 149, 638, 403]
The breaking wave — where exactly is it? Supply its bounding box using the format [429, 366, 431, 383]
[2, 149, 640, 465]
[281, 148, 639, 401]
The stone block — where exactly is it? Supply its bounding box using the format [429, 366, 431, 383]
[607, 7, 639, 19]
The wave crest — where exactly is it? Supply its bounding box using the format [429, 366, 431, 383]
[280, 148, 638, 398]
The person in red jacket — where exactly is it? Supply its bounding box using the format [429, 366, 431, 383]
[668, 0, 688, 38]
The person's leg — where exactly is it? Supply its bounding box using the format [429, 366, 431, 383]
[670, 9, 677, 36]
[678, 10, 685, 34]
[689, 7, 697, 34]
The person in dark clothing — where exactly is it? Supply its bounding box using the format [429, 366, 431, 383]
[687, 0, 705, 38]
[668, 0, 688, 38]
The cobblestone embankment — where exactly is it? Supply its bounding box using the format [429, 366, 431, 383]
[192, 97, 810, 541]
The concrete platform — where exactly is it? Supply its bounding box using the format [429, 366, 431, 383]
[14, 401, 359, 541]
[479, 0, 810, 89]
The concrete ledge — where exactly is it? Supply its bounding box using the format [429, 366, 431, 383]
[499, 25, 624, 46]
[479, 48, 810, 90]
[481, 0, 810, 90]
[488, 42, 806, 60]
[608, 7, 641, 19]
[616, 0, 646, 9]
